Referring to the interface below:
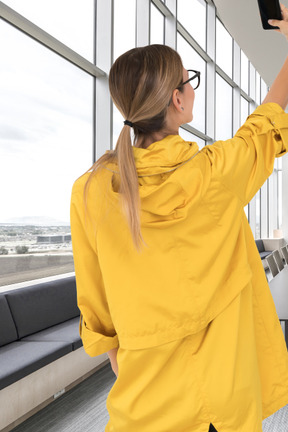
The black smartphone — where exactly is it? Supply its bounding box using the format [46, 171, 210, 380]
[257, 0, 282, 29]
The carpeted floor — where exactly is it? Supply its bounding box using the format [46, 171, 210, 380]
[12, 363, 288, 432]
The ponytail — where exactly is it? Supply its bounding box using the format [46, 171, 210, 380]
[84, 124, 146, 253]
[85, 44, 184, 253]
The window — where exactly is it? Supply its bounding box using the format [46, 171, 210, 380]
[1, 0, 282, 288]
[177, 33, 206, 134]
[261, 78, 268, 102]
[241, 50, 249, 95]
[215, 73, 232, 141]
[151, 3, 165, 44]
[113, 0, 136, 147]
[113, 0, 136, 61]
[177, 0, 206, 50]
[0, 20, 93, 285]
[180, 128, 206, 149]
[216, 18, 233, 78]
[256, 71, 261, 105]
[255, 191, 261, 239]
[3, 0, 94, 61]
[241, 97, 249, 125]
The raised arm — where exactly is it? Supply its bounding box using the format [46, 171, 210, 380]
[262, 4, 288, 109]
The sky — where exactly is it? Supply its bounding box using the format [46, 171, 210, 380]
[0, 0, 94, 224]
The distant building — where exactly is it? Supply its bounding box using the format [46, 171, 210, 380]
[37, 234, 71, 244]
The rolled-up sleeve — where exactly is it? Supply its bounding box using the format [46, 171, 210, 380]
[203, 102, 288, 206]
[70, 180, 119, 357]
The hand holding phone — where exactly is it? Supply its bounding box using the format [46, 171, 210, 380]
[257, 0, 282, 29]
[266, 3, 288, 40]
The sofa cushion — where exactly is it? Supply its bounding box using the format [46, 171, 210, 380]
[260, 251, 272, 260]
[0, 295, 18, 347]
[5, 276, 80, 339]
[255, 239, 265, 253]
[0, 340, 72, 390]
[21, 317, 82, 350]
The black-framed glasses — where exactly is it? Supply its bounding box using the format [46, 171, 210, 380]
[177, 69, 201, 90]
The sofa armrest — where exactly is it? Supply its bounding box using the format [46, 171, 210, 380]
[262, 238, 286, 251]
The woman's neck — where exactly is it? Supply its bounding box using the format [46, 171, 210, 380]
[135, 130, 179, 149]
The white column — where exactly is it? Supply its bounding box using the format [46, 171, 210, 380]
[95, 0, 113, 158]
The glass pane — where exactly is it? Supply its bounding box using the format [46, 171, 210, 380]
[216, 18, 233, 78]
[241, 50, 249, 95]
[3, 0, 94, 61]
[268, 172, 278, 237]
[177, 0, 206, 50]
[261, 78, 268, 102]
[260, 182, 268, 238]
[0, 22, 93, 285]
[255, 191, 261, 239]
[241, 97, 249, 125]
[179, 128, 206, 149]
[151, 3, 165, 45]
[177, 33, 206, 133]
[278, 170, 282, 229]
[113, 0, 136, 61]
[256, 71, 261, 105]
[113, 106, 125, 149]
[215, 74, 233, 141]
[244, 205, 249, 219]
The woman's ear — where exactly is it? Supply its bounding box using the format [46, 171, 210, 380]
[170, 88, 184, 113]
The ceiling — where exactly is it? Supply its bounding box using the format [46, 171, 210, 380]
[212, 0, 288, 87]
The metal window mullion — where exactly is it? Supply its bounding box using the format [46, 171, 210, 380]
[164, 0, 177, 48]
[177, 22, 211, 63]
[0, 2, 104, 78]
[151, 0, 173, 17]
[216, 65, 237, 90]
[206, 0, 215, 141]
[136, 0, 150, 46]
[95, 0, 113, 158]
[181, 124, 212, 143]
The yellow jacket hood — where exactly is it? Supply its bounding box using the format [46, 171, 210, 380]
[106, 135, 203, 224]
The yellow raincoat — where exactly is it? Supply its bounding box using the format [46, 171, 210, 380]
[70, 102, 288, 432]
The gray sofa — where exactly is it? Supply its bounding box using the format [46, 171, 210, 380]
[0, 275, 109, 432]
[0, 276, 81, 391]
[255, 239, 273, 260]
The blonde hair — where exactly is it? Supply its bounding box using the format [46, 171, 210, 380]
[84, 44, 184, 252]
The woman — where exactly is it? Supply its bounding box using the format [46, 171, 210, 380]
[70, 6, 288, 432]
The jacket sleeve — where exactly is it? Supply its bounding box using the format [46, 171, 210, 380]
[203, 102, 288, 206]
[70, 179, 119, 357]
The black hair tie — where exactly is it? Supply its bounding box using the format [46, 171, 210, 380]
[124, 120, 133, 127]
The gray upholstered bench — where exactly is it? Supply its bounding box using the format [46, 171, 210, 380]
[0, 276, 109, 431]
[0, 276, 80, 391]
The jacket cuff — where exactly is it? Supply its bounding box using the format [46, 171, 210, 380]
[80, 315, 119, 357]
